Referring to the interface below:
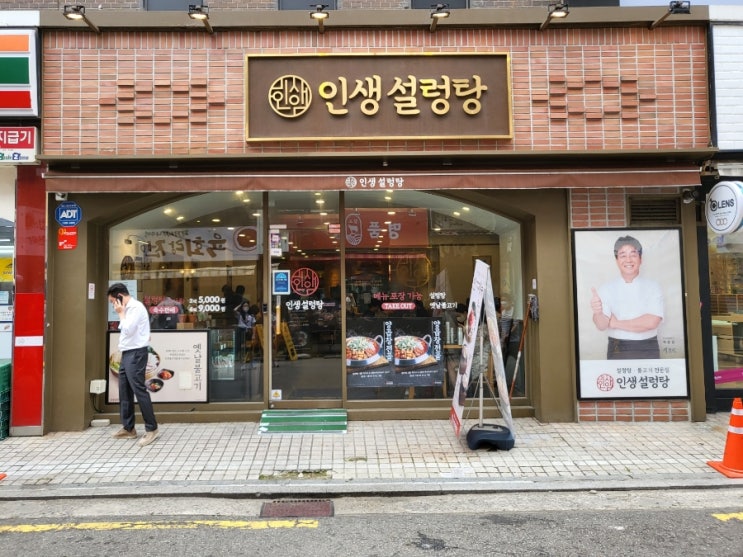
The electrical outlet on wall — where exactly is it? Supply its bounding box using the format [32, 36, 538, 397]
[89, 379, 107, 394]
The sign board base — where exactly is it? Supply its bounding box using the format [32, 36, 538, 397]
[466, 423, 515, 451]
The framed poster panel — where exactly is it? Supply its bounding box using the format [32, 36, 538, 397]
[572, 229, 688, 399]
[107, 330, 208, 403]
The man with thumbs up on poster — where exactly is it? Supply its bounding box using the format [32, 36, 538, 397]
[590, 235, 664, 360]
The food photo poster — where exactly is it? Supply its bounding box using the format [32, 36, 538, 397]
[107, 330, 209, 403]
[346, 316, 445, 388]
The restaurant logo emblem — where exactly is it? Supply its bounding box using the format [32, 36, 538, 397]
[268, 75, 312, 118]
[345, 212, 363, 246]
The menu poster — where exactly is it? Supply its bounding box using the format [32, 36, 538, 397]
[346, 317, 444, 388]
[106, 330, 208, 403]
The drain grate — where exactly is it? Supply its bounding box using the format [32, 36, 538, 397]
[260, 499, 334, 518]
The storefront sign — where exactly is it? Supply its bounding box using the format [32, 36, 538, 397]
[107, 330, 208, 403]
[246, 53, 511, 141]
[57, 226, 77, 250]
[0, 30, 39, 117]
[706, 181, 743, 235]
[0, 126, 36, 163]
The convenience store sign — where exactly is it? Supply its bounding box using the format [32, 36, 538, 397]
[0, 30, 39, 117]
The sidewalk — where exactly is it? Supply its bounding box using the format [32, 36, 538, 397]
[0, 412, 739, 500]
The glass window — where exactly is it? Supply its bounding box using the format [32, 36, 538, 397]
[411, 0, 468, 8]
[344, 189, 524, 401]
[279, 0, 337, 10]
[145, 0, 193, 10]
[709, 229, 743, 393]
[0, 168, 14, 361]
[267, 192, 342, 401]
[109, 192, 264, 402]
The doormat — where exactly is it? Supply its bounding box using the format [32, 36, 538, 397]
[260, 499, 334, 518]
[258, 409, 347, 434]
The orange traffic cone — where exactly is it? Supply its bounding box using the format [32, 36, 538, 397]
[708, 397, 743, 479]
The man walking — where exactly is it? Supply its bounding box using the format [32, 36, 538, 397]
[108, 282, 160, 447]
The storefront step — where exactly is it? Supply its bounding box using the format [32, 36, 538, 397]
[258, 409, 348, 434]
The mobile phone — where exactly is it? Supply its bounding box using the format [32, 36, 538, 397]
[116, 294, 124, 303]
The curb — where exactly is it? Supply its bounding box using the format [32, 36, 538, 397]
[0, 475, 739, 501]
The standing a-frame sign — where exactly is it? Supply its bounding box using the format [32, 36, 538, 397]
[450, 259, 515, 448]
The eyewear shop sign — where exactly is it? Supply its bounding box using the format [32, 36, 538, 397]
[246, 54, 512, 141]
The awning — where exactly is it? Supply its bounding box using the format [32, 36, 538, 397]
[42, 166, 701, 193]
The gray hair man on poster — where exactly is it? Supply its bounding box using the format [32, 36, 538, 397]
[590, 235, 664, 360]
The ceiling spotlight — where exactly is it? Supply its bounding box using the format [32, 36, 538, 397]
[650, 1, 691, 30]
[539, 1, 569, 31]
[62, 5, 101, 33]
[188, 4, 213, 33]
[429, 3, 450, 33]
[310, 4, 329, 34]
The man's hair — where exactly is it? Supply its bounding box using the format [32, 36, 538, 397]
[613, 235, 643, 258]
[107, 282, 130, 298]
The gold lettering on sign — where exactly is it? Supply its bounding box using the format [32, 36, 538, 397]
[269, 75, 312, 118]
[279, 73, 488, 118]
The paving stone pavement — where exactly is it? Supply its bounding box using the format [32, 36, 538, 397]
[0, 412, 740, 500]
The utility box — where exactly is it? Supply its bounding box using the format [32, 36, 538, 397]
[89, 379, 107, 394]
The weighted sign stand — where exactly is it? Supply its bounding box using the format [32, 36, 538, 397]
[465, 321, 515, 451]
[449, 258, 515, 450]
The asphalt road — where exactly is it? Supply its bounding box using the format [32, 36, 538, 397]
[1, 489, 741, 556]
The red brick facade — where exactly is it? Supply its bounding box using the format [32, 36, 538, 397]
[41, 26, 710, 158]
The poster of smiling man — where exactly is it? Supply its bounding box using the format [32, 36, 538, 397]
[572, 229, 688, 399]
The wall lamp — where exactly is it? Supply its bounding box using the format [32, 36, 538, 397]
[188, 4, 213, 34]
[310, 5, 329, 34]
[62, 5, 101, 34]
[539, 1, 569, 31]
[650, 1, 691, 30]
[429, 3, 451, 33]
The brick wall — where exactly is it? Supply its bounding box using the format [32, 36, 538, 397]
[41, 26, 710, 157]
[0, 1, 550, 10]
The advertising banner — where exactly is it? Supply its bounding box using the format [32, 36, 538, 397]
[110, 226, 263, 264]
[346, 316, 445, 388]
[0, 126, 36, 163]
[449, 259, 514, 437]
[107, 330, 208, 403]
[573, 229, 688, 399]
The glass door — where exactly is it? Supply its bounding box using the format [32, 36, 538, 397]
[267, 192, 342, 403]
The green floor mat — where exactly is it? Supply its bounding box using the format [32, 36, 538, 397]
[258, 409, 347, 434]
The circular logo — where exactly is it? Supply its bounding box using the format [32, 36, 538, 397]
[345, 176, 358, 189]
[268, 75, 312, 119]
[706, 181, 743, 235]
[596, 373, 614, 392]
[233, 227, 258, 252]
[291, 267, 319, 297]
